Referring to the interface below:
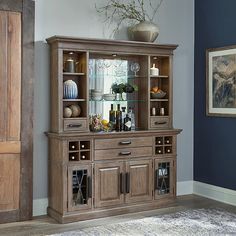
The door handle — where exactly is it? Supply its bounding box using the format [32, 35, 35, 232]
[120, 173, 124, 194]
[126, 172, 130, 193]
[155, 169, 158, 190]
[88, 176, 92, 198]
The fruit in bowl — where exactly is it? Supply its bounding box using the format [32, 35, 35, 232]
[150, 87, 166, 99]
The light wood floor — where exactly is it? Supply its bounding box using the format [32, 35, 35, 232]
[1, 195, 236, 236]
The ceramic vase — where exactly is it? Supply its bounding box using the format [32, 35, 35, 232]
[63, 80, 78, 99]
[128, 21, 159, 42]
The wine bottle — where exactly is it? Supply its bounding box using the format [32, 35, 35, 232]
[124, 114, 131, 131]
[109, 104, 116, 129]
[115, 104, 122, 132]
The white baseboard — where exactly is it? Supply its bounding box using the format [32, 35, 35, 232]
[33, 198, 48, 216]
[32, 181, 236, 216]
[177, 181, 193, 196]
[193, 181, 236, 206]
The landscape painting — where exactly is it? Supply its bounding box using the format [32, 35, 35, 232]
[207, 46, 236, 116]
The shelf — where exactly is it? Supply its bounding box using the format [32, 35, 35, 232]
[63, 99, 86, 102]
[90, 74, 145, 79]
[150, 115, 169, 118]
[150, 75, 168, 78]
[63, 117, 86, 120]
[150, 99, 168, 102]
[89, 99, 146, 102]
[63, 72, 85, 76]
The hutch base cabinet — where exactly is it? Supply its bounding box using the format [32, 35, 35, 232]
[47, 131, 180, 223]
[46, 37, 181, 223]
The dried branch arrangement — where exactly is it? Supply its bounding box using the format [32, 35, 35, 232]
[96, 0, 163, 34]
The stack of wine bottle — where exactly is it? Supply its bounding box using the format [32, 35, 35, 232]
[109, 104, 135, 132]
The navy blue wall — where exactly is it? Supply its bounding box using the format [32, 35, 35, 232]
[194, 0, 236, 190]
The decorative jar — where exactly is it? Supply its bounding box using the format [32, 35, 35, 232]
[63, 80, 78, 99]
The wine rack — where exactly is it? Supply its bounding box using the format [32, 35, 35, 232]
[155, 136, 173, 155]
[68, 140, 91, 161]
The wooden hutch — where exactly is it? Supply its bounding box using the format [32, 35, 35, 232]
[46, 36, 181, 223]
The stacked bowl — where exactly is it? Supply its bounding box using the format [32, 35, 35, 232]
[90, 89, 103, 101]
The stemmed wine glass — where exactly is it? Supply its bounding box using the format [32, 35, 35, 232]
[130, 62, 140, 77]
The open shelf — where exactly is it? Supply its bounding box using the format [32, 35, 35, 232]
[150, 75, 168, 78]
[63, 72, 86, 76]
[150, 99, 168, 102]
[63, 99, 86, 102]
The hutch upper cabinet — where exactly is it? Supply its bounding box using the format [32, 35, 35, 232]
[46, 36, 181, 223]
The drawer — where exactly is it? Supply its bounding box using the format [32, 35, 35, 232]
[95, 137, 153, 150]
[95, 147, 152, 161]
[64, 119, 87, 132]
[150, 117, 169, 129]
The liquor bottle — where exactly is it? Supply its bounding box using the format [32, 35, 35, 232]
[121, 107, 126, 130]
[109, 104, 116, 129]
[123, 114, 131, 131]
[128, 107, 136, 130]
[115, 104, 122, 132]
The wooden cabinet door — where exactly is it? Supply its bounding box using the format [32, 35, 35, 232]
[0, 11, 21, 213]
[154, 158, 175, 199]
[94, 162, 125, 208]
[125, 159, 153, 204]
[67, 165, 92, 212]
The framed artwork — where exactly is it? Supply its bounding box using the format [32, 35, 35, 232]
[206, 46, 236, 117]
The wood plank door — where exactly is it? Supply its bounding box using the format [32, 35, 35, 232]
[94, 162, 125, 208]
[0, 10, 21, 214]
[125, 159, 153, 204]
[0, 1, 34, 223]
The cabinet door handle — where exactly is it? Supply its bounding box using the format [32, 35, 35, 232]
[120, 173, 124, 194]
[154, 121, 167, 125]
[119, 151, 131, 156]
[67, 123, 82, 128]
[119, 140, 132, 145]
[88, 176, 92, 198]
[126, 172, 130, 193]
[155, 169, 158, 190]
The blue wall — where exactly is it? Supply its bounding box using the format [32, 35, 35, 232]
[194, 0, 236, 190]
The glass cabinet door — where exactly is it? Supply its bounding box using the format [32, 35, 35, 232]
[154, 158, 175, 199]
[67, 165, 92, 212]
[88, 54, 149, 131]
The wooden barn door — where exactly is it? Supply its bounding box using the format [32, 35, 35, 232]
[0, 0, 34, 223]
[0, 10, 21, 215]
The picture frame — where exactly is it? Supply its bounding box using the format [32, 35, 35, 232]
[206, 45, 236, 117]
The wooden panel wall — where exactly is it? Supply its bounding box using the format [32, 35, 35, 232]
[0, 11, 21, 212]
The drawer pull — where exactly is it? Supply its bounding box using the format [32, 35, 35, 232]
[154, 121, 167, 125]
[119, 151, 131, 156]
[119, 140, 132, 145]
[67, 123, 82, 128]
